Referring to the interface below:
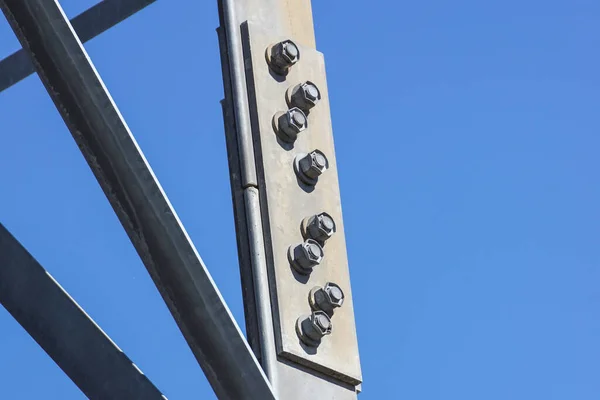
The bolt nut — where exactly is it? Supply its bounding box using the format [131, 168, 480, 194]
[301, 151, 327, 179]
[303, 212, 336, 244]
[293, 150, 328, 186]
[309, 283, 345, 315]
[296, 311, 332, 347]
[267, 40, 300, 75]
[275, 107, 307, 143]
[325, 283, 345, 306]
[288, 81, 321, 113]
[288, 239, 324, 275]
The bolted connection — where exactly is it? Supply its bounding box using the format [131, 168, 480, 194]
[275, 107, 307, 143]
[303, 212, 336, 245]
[296, 311, 332, 347]
[288, 239, 324, 275]
[310, 282, 345, 316]
[294, 150, 328, 186]
[267, 39, 300, 75]
[301, 151, 327, 179]
[288, 81, 321, 113]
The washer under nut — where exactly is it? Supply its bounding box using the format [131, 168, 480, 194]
[309, 282, 345, 316]
[287, 81, 321, 113]
[302, 212, 336, 245]
[296, 311, 332, 347]
[288, 239, 324, 275]
[266, 39, 300, 75]
[294, 150, 329, 186]
[273, 107, 307, 143]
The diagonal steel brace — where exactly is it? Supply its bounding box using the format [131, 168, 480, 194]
[0, 0, 276, 398]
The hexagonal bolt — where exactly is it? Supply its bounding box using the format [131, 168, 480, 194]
[309, 282, 345, 316]
[288, 239, 324, 275]
[293, 150, 329, 186]
[267, 40, 300, 75]
[288, 81, 321, 113]
[302, 212, 336, 244]
[296, 311, 332, 347]
[274, 107, 307, 143]
[301, 151, 327, 179]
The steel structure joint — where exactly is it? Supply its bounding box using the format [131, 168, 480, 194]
[240, 21, 362, 389]
[0, 1, 275, 398]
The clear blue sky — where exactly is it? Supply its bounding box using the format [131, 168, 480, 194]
[0, 0, 598, 398]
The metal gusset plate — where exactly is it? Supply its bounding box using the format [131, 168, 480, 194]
[243, 21, 362, 386]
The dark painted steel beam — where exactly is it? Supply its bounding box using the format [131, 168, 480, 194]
[0, 0, 156, 94]
[0, 1, 275, 399]
[0, 224, 165, 400]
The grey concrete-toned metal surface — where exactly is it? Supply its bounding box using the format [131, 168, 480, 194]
[217, 25, 262, 361]
[0, 1, 275, 399]
[0, 224, 166, 400]
[0, 0, 156, 94]
[232, 0, 316, 49]
[217, 0, 362, 395]
[219, 0, 280, 390]
[243, 22, 362, 386]
[223, 85, 360, 400]
[276, 358, 360, 400]
[221, 36, 360, 397]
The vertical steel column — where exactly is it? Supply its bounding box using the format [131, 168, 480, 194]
[0, 1, 275, 399]
[218, 0, 362, 398]
[220, 0, 279, 391]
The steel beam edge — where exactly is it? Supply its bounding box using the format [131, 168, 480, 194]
[216, 23, 261, 360]
[0, 223, 166, 400]
[218, 0, 280, 391]
[0, 0, 156, 94]
[0, 1, 275, 399]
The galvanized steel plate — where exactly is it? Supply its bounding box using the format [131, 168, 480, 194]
[243, 21, 362, 385]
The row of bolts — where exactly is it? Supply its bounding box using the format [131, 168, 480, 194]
[267, 39, 345, 347]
